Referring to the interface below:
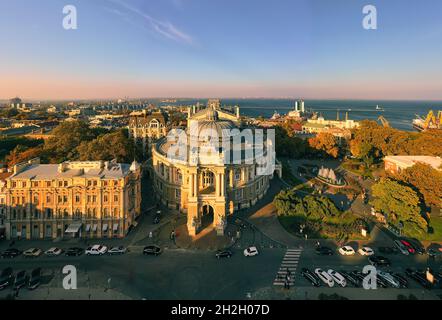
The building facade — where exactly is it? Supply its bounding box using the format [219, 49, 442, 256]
[4, 158, 141, 240]
[151, 100, 280, 236]
[384, 155, 442, 174]
[128, 110, 168, 154]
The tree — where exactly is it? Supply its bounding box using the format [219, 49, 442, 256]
[371, 179, 427, 236]
[399, 163, 442, 207]
[77, 130, 141, 163]
[308, 132, 340, 158]
[6, 146, 44, 166]
[44, 121, 98, 162]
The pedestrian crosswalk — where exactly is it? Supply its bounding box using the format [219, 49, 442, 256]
[273, 248, 302, 287]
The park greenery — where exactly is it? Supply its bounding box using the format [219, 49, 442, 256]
[370, 178, 428, 238]
[274, 188, 367, 240]
[4, 120, 142, 166]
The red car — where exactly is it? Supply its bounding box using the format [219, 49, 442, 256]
[400, 240, 416, 254]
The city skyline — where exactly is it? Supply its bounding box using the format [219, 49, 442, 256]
[1, 0, 442, 100]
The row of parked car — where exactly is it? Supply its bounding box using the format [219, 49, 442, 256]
[301, 267, 439, 289]
[0, 267, 42, 291]
[0, 245, 163, 258]
[317, 238, 436, 258]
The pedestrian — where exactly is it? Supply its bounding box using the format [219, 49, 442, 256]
[149, 231, 153, 239]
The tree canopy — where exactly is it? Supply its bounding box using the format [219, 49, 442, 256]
[308, 132, 340, 158]
[371, 178, 427, 236]
[274, 189, 342, 220]
[398, 163, 442, 207]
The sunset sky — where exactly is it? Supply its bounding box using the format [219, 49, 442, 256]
[1, 0, 442, 100]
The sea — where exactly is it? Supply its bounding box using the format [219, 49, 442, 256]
[156, 99, 442, 132]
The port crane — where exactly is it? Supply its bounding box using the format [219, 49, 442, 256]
[378, 116, 390, 128]
[424, 110, 442, 129]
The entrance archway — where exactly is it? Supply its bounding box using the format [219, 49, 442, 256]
[201, 205, 214, 229]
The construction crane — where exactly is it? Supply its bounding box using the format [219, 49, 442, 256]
[424, 110, 442, 129]
[378, 116, 390, 128]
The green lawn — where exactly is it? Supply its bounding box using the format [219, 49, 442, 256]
[426, 216, 442, 241]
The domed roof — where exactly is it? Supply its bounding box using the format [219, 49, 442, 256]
[194, 120, 236, 139]
[206, 108, 219, 121]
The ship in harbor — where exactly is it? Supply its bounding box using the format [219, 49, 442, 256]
[412, 110, 442, 132]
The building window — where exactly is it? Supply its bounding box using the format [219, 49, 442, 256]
[203, 171, 214, 187]
[104, 194, 108, 203]
[114, 195, 119, 202]
[235, 169, 241, 181]
[75, 195, 81, 203]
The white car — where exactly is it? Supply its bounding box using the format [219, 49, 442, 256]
[243, 246, 259, 257]
[315, 268, 334, 287]
[338, 246, 356, 256]
[327, 269, 347, 287]
[358, 246, 374, 256]
[44, 247, 63, 256]
[85, 245, 108, 255]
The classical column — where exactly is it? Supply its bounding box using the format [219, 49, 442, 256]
[229, 169, 234, 188]
[189, 174, 194, 198]
[221, 173, 225, 197]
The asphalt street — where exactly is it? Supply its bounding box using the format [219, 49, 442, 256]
[1, 244, 442, 300]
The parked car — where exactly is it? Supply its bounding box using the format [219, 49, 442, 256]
[315, 268, 334, 287]
[108, 246, 128, 255]
[315, 246, 333, 256]
[13, 271, 27, 290]
[400, 240, 416, 254]
[44, 247, 63, 256]
[23, 248, 42, 258]
[405, 268, 432, 289]
[1, 248, 22, 259]
[406, 240, 425, 255]
[340, 270, 361, 287]
[378, 247, 399, 255]
[350, 270, 365, 283]
[0, 268, 14, 290]
[65, 247, 84, 256]
[143, 245, 162, 256]
[368, 255, 391, 267]
[327, 269, 347, 287]
[301, 268, 321, 287]
[243, 246, 259, 257]
[215, 250, 232, 259]
[85, 245, 108, 255]
[338, 246, 355, 256]
[358, 247, 374, 256]
[394, 240, 410, 256]
[28, 268, 41, 290]
[392, 273, 408, 288]
[378, 271, 401, 288]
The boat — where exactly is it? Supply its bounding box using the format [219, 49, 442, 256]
[375, 105, 384, 111]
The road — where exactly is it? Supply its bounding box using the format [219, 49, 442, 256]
[0, 247, 284, 300]
[1, 243, 442, 300]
